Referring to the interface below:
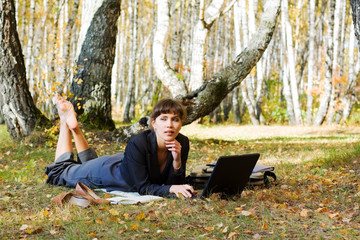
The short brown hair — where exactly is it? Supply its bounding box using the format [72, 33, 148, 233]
[150, 99, 187, 123]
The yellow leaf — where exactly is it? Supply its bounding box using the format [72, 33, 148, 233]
[176, 192, 185, 199]
[109, 209, 120, 216]
[328, 212, 339, 219]
[109, 216, 120, 222]
[88, 232, 97, 237]
[136, 212, 146, 221]
[261, 222, 268, 230]
[338, 228, 350, 234]
[42, 209, 50, 217]
[130, 223, 139, 231]
[204, 227, 214, 231]
[300, 209, 309, 218]
[220, 226, 228, 233]
[84, 220, 92, 225]
[320, 222, 327, 228]
[228, 232, 239, 239]
[277, 203, 287, 210]
[95, 218, 103, 224]
[315, 207, 328, 213]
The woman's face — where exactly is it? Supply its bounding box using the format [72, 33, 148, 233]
[152, 112, 183, 142]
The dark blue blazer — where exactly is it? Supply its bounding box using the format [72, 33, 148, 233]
[100, 130, 190, 196]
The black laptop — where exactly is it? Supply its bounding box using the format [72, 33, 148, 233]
[199, 153, 260, 198]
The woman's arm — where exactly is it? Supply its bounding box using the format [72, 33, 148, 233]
[124, 139, 171, 196]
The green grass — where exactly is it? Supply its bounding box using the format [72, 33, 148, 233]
[0, 124, 359, 239]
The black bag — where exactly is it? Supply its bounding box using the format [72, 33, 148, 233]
[186, 164, 277, 190]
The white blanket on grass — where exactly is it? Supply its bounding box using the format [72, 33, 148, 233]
[99, 189, 163, 205]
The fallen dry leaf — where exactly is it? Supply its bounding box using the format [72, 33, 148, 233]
[300, 209, 309, 218]
[315, 207, 328, 213]
[228, 231, 239, 239]
[136, 212, 146, 221]
[204, 226, 214, 232]
[87, 232, 97, 237]
[241, 210, 254, 217]
[109, 208, 119, 216]
[262, 222, 268, 230]
[19, 224, 29, 231]
[328, 212, 339, 219]
[130, 223, 139, 231]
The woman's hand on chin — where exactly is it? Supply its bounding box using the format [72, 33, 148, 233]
[169, 184, 197, 198]
[165, 140, 182, 161]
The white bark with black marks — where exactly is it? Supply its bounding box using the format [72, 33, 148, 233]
[0, 0, 50, 139]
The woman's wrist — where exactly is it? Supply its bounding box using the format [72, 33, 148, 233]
[173, 160, 181, 171]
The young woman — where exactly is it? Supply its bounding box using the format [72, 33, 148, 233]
[45, 95, 196, 198]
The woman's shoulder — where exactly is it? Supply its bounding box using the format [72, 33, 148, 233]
[126, 130, 154, 153]
[129, 129, 153, 142]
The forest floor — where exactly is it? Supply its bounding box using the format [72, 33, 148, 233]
[0, 123, 359, 239]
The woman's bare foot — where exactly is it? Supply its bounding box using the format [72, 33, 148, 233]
[54, 94, 78, 130]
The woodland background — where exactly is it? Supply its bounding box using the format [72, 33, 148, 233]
[4, 0, 359, 131]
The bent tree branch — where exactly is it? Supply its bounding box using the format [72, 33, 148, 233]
[114, 0, 281, 142]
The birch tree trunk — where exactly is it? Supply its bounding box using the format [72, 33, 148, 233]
[334, 0, 347, 124]
[0, 0, 50, 139]
[282, 0, 302, 125]
[58, 0, 80, 88]
[70, 0, 121, 130]
[240, 0, 259, 125]
[326, 0, 342, 124]
[306, 0, 315, 124]
[25, 0, 35, 98]
[351, 0, 360, 45]
[314, 0, 335, 126]
[114, 0, 281, 141]
[189, 0, 224, 91]
[342, 23, 356, 121]
[232, 0, 241, 123]
[280, 1, 295, 124]
[123, 0, 138, 123]
[152, 0, 187, 97]
[75, 0, 103, 57]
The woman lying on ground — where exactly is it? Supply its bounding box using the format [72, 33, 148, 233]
[45, 95, 196, 198]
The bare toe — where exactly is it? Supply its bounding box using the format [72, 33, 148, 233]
[53, 93, 63, 105]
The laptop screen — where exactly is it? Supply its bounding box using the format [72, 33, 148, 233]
[200, 153, 260, 198]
